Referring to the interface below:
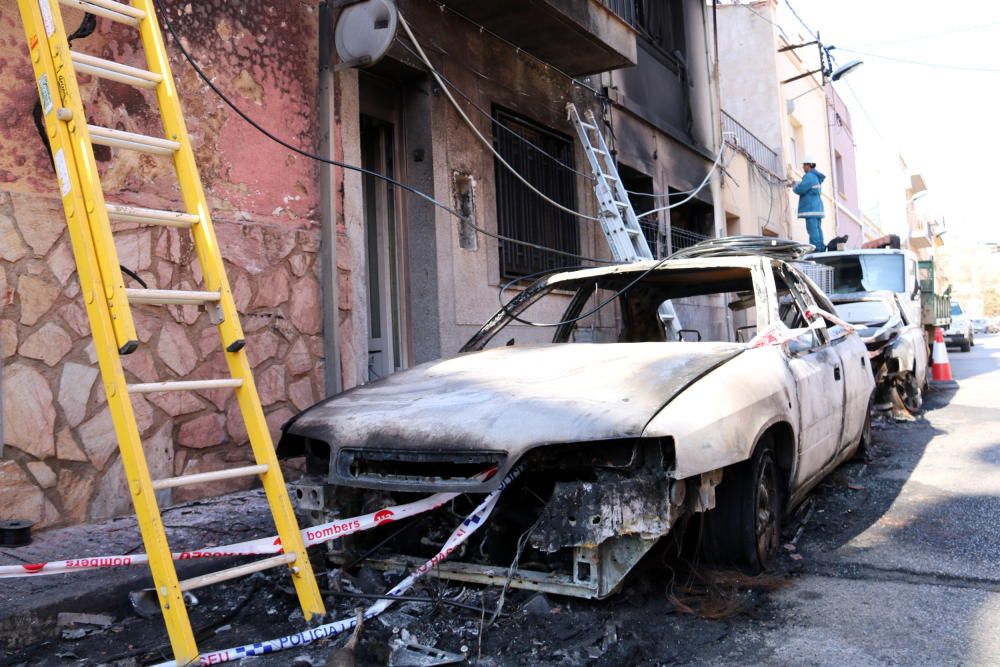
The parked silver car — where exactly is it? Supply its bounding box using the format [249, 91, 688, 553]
[831, 291, 928, 413]
[946, 301, 974, 352]
[279, 254, 875, 599]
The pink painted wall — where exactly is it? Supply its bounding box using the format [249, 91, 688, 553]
[827, 85, 862, 246]
[0, 1, 347, 527]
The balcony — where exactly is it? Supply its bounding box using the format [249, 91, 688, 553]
[438, 0, 637, 76]
[722, 111, 782, 179]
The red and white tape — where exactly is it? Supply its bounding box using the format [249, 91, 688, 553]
[0, 472, 495, 579]
[154, 467, 520, 666]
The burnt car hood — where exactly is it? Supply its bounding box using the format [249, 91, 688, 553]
[282, 342, 743, 487]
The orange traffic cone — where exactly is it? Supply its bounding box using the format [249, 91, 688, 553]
[931, 327, 953, 381]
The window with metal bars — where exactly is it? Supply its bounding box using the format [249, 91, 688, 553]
[493, 108, 580, 279]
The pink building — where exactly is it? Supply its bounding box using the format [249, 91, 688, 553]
[827, 85, 863, 246]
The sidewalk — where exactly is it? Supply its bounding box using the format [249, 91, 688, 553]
[0, 490, 273, 651]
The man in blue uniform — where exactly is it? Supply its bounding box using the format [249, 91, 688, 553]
[793, 155, 826, 251]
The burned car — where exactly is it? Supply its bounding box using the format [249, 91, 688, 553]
[831, 290, 928, 414]
[278, 254, 875, 599]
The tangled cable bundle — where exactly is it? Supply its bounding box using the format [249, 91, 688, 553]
[669, 236, 815, 260]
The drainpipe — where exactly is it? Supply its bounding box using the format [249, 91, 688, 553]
[703, 0, 725, 240]
[318, 2, 342, 396]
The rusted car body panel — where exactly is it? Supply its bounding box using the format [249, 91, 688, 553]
[279, 256, 874, 598]
[831, 290, 929, 412]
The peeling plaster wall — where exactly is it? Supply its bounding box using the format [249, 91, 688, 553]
[0, 1, 341, 527]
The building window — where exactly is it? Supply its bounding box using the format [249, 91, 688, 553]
[493, 108, 579, 278]
[605, 1, 686, 69]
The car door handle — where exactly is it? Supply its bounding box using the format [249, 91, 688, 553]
[834, 366, 842, 381]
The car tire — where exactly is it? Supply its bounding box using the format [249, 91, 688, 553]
[701, 439, 781, 572]
[961, 337, 971, 353]
[893, 372, 922, 413]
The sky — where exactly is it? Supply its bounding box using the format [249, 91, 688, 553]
[770, 0, 1000, 244]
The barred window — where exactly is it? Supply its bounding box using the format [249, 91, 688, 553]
[493, 108, 579, 279]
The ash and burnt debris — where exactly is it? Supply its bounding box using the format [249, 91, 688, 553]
[302, 437, 702, 601]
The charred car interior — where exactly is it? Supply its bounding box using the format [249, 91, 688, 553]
[278, 255, 874, 599]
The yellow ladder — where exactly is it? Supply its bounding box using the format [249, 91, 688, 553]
[15, 0, 326, 662]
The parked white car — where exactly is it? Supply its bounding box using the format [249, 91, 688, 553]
[280, 251, 875, 599]
[946, 301, 974, 352]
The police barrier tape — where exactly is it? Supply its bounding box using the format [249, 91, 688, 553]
[0, 471, 496, 579]
[154, 467, 520, 667]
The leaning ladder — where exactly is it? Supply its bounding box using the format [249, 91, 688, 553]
[566, 103, 682, 339]
[16, 0, 325, 662]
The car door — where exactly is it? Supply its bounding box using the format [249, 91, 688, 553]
[777, 271, 846, 488]
[804, 280, 873, 453]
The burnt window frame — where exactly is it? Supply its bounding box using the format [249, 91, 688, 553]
[492, 106, 580, 279]
[605, 0, 687, 74]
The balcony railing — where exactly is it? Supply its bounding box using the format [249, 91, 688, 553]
[722, 110, 782, 179]
[670, 227, 711, 253]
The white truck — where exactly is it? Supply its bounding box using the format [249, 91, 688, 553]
[805, 247, 951, 413]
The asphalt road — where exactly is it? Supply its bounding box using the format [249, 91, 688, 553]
[5, 337, 998, 666]
[704, 333, 1000, 666]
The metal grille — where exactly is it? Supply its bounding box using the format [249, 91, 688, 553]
[603, 1, 683, 57]
[493, 109, 579, 278]
[722, 110, 782, 179]
[670, 227, 711, 253]
[794, 261, 835, 295]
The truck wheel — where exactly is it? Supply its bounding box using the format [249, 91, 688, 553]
[701, 439, 781, 572]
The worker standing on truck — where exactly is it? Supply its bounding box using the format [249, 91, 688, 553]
[792, 156, 826, 251]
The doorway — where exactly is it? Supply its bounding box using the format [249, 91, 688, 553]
[361, 113, 404, 381]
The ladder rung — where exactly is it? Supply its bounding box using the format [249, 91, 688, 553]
[593, 148, 607, 156]
[179, 553, 296, 593]
[128, 379, 243, 393]
[613, 200, 630, 207]
[107, 203, 199, 227]
[626, 228, 641, 236]
[125, 288, 221, 306]
[604, 174, 618, 182]
[580, 122, 597, 131]
[59, 0, 145, 26]
[152, 464, 269, 491]
[71, 51, 162, 89]
[89, 125, 180, 156]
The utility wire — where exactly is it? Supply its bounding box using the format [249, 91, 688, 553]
[394, 37, 708, 201]
[834, 47, 1000, 72]
[151, 0, 612, 265]
[427, 0, 603, 97]
[635, 140, 730, 219]
[398, 14, 603, 223]
[851, 19, 1000, 47]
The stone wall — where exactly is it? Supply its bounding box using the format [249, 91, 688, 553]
[0, 1, 342, 528]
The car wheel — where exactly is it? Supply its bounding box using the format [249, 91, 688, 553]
[892, 372, 922, 413]
[961, 337, 971, 353]
[701, 440, 781, 572]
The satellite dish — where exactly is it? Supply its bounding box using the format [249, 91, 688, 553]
[830, 59, 863, 81]
[334, 0, 399, 69]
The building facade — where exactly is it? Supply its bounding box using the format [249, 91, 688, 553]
[1, 0, 727, 527]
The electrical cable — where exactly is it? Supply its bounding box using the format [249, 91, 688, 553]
[151, 0, 612, 265]
[394, 37, 707, 202]
[427, 0, 603, 98]
[398, 14, 603, 223]
[635, 141, 730, 219]
[668, 235, 814, 260]
[496, 256, 673, 329]
[834, 47, 1000, 73]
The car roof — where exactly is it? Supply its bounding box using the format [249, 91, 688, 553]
[808, 249, 915, 259]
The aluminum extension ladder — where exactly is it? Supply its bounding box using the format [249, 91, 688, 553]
[15, 0, 325, 662]
[566, 103, 681, 339]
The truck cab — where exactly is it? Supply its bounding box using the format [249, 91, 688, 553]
[806, 249, 922, 324]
